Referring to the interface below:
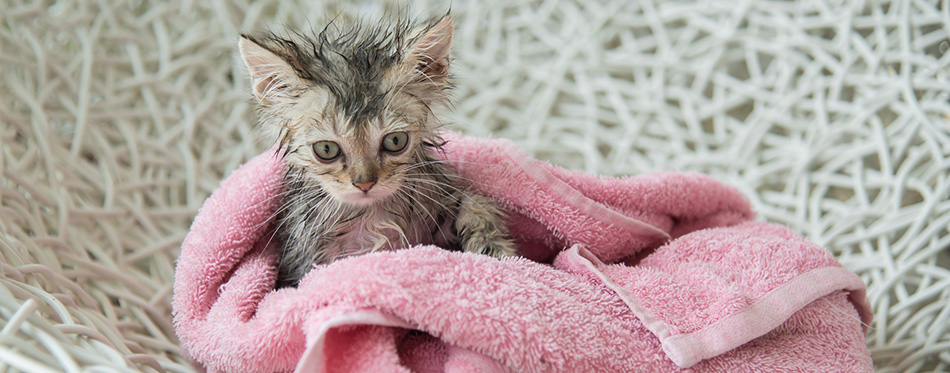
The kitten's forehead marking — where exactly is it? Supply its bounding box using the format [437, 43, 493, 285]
[305, 22, 409, 126]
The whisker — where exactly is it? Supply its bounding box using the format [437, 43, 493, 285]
[399, 183, 461, 221]
[401, 175, 472, 199]
[395, 187, 453, 245]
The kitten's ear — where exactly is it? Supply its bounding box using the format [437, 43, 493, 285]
[238, 36, 305, 105]
[409, 15, 453, 83]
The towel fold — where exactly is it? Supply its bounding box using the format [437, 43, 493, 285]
[173, 133, 872, 372]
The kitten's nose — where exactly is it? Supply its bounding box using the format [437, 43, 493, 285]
[353, 181, 376, 192]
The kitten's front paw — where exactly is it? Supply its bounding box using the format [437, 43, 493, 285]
[456, 193, 517, 259]
[465, 236, 517, 259]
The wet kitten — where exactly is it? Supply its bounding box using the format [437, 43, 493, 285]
[239, 15, 516, 287]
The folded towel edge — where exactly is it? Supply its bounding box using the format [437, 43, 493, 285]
[661, 266, 870, 368]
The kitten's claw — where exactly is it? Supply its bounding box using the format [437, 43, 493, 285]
[481, 238, 518, 259]
[462, 234, 517, 258]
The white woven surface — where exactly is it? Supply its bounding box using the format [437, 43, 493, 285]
[1, 0, 948, 371]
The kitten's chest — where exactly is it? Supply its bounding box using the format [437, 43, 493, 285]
[339, 210, 406, 250]
[279, 178, 462, 264]
[331, 202, 453, 256]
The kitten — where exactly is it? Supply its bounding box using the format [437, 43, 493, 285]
[238, 14, 516, 287]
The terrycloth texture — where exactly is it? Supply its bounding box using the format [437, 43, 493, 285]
[172, 133, 873, 372]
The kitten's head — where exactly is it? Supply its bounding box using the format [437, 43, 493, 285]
[239, 15, 453, 206]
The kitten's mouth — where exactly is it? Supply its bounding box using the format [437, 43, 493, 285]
[348, 193, 377, 205]
[342, 188, 393, 206]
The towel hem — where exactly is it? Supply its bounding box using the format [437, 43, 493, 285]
[566, 245, 672, 340]
[295, 308, 414, 373]
[567, 245, 868, 368]
[661, 266, 867, 367]
[497, 140, 673, 241]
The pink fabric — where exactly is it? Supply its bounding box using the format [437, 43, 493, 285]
[172, 133, 873, 372]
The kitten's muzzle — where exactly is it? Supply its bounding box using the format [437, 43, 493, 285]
[353, 181, 376, 192]
[350, 158, 379, 192]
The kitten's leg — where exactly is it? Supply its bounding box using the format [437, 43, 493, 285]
[455, 193, 517, 258]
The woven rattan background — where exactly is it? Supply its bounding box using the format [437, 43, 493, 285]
[1, 0, 948, 371]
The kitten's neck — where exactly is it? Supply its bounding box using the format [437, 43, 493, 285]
[275, 157, 459, 286]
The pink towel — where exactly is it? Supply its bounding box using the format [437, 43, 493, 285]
[173, 133, 873, 372]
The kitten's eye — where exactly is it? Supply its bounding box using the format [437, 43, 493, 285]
[381, 132, 409, 153]
[312, 141, 341, 161]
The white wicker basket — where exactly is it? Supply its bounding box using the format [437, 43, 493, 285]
[1, 0, 947, 371]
